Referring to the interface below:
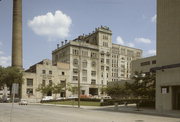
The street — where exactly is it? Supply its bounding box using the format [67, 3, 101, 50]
[0, 103, 179, 122]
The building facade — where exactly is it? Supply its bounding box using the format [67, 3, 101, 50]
[22, 59, 70, 102]
[132, 0, 180, 111]
[131, 56, 156, 73]
[156, 0, 180, 111]
[52, 26, 142, 96]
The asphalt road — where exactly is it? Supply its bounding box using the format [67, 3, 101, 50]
[0, 103, 179, 122]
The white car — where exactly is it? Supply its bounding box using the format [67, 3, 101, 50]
[42, 96, 53, 101]
[56, 97, 65, 100]
[19, 99, 28, 105]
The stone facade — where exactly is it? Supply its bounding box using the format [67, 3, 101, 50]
[22, 59, 70, 102]
[52, 26, 142, 96]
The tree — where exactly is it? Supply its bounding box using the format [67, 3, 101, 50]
[106, 82, 131, 99]
[66, 83, 78, 96]
[52, 83, 65, 99]
[36, 84, 53, 97]
[126, 71, 156, 99]
[0, 66, 24, 95]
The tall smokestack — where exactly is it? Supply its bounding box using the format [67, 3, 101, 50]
[12, 0, 23, 69]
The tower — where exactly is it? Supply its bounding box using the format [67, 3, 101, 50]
[12, 0, 23, 69]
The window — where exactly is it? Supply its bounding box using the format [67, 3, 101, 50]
[91, 79, 96, 85]
[141, 61, 150, 66]
[161, 86, 169, 94]
[42, 70, 46, 74]
[73, 59, 78, 67]
[82, 70, 87, 76]
[101, 66, 104, 70]
[61, 80, 65, 84]
[103, 42, 108, 47]
[73, 69, 78, 74]
[27, 79, 33, 86]
[26, 88, 33, 95]
[82, 50, 88, 57]
[49, 70, 52, 74]
[82, 60, 87, 67]
[91, 52, 97, 58]
[152, 60, 156, 64]
[49, 80, 52, 86]
[73, 49, 79, 55]
[91, 71, 96, 76]
[62, 72, 65, 75]
[82, 77, 87, 82]
[91, 61, 96, 67]
[73, 76, 78, 81]
[101, 58, 104, 63]
[42, 80, 46, 86]
[106, 66, 109, 71]
[106, 59, 110, 64]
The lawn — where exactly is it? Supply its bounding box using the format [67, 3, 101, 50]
[46, 100, 101, 106]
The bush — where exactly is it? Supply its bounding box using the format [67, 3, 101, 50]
[139, 99, 155, 108]
[100, 98, 155, 108]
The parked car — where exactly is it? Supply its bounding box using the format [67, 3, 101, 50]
[19, 99, 28, 105]
[67, 96, 78, 99]
[42, 96, 53, 101]
[56, 97, 65, 100]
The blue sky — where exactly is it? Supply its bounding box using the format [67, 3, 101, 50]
[0, 0, 156, 69]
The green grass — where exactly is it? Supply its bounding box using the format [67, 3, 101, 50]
[46, 100, 100, 106]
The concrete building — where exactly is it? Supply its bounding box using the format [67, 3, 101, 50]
[131, 56, 156, 73]
[52, 26, 142, 96]
[156, 0, 180, 111]
[22, 59, 70, 102]
[132, 0, 180, 111]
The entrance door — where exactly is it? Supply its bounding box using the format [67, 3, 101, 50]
[177, 93, 180, 109]
[89, 88, 98, 95]
[172, 86, 180, 110]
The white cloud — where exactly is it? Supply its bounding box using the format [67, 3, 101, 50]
[0, 56, 11, 67]
[116, 36, 135, 47]
[126, 43, 135, 47]
[151, 14, 156, 23]
[116, 36, 124, 45]
[147, 49, 156, 55]
[28, 10, 72, 40]
[0, 51, 4, 55]
[134, 38, 151, 44]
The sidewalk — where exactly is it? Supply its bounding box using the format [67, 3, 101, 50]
[30, 103, 180, 118]
[91, 104, 180, 118]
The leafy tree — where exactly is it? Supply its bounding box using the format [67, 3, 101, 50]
[126, 71, 155, 99]
[36, 84, 53, 97]
[0, 66, 23, 95]
[106, 82, 131, 99]
[52, 83, 65, 99]
[66, 83, 78, 96]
